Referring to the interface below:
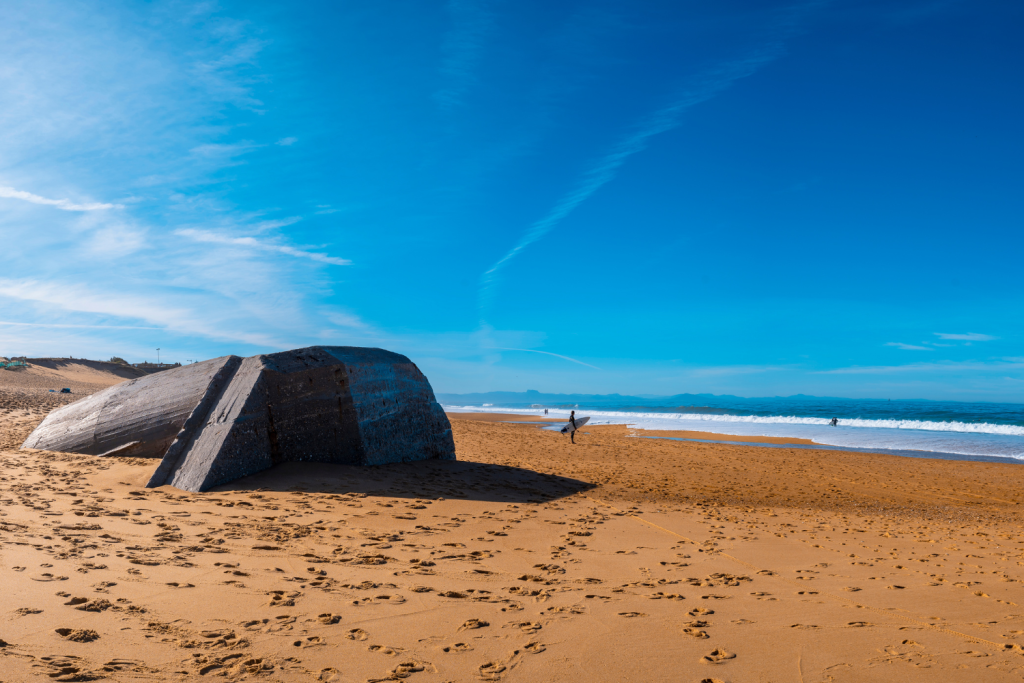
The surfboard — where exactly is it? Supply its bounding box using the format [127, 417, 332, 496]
[560, 416, 590, 434]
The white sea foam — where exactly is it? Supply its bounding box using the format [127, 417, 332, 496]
[443, 405, 1024, 460]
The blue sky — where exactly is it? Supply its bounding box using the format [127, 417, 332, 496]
[1, 0, 1021, 401]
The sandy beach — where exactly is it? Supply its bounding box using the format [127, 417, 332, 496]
[3, 366, 1024, 682]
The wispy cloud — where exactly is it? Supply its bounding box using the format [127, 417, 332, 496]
[175, 229, 351, 266]
[0, 278, 282, 347]
[0, 4, 345, 360]
[491, 347, 601, 370]
[478, 8, 811, 320]
[251, 217, 303, 232]
[86, 222, 148, 258]
[0, 185, 122, 211]
[935, 332, 996, 341]
[276, 137, 298, 146]
[886, 342, 933, 351]
[325, 310, 373, 331]
[0, 320, 161, 330]
[189, 141, 261, 162]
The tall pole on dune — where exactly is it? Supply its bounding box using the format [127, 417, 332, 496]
[157, 348, 160, 365]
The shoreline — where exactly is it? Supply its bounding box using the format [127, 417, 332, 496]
[449, 410, 1024, 464]
[444, 406, 1024, 463]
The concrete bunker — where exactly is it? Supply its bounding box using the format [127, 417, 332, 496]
[22, 346, 455, 492]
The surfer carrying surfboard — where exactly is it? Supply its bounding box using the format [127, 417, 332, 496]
[559, 412, 589, 441]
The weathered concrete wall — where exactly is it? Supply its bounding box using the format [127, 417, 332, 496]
[22, 346, 454, 492]
[322, 347, 454, 466]
[22, 356, 236, 458]
[152, 355, 273, 492]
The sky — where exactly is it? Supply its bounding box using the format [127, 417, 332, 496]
[1, 0, 1021, 402]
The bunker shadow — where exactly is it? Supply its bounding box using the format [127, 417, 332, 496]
[211, 458, 595, 504]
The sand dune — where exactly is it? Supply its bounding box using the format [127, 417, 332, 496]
[2, 389, 1024, 681]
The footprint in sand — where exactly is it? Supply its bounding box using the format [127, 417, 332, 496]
[682, 627, 710, 639]
[689, 607, 715, 616]
[293, 636, 324, 648]
[647, 592, 685, 601]
[267, 590, 299, 607]
[479, 661, 508, 679]
[511, 621, 542, 633]
[55, 628, 100, 642]
[618, 612, 647, 618]
[32, 573, 69, 582]
[33, 655, 101, 680]
[386, 662, 428, 679]
[442, 643, 473, 653]
[318, 613, 342, 625]
[317, 667, 342, 682]
[701, 648, 736, 664]
[346, 628, 369, 641]
[14, 607, 43, 616]
[847, 621, 873, 628]
[367, 644, 403, 655]
[458, 619, 489, 631]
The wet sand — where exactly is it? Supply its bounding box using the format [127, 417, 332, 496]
[3, 375, 1024, 682]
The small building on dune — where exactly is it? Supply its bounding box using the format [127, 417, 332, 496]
[22, 346, 455, 492]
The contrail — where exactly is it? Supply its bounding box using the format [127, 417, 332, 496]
[491, 347, 601, 370]
[478, 8, 813, 320]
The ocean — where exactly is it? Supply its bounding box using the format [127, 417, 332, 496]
[439, 393, 1024, 462]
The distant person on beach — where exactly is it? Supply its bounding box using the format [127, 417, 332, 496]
[569, 410, 578, 444]
[830, 417, 838, 427]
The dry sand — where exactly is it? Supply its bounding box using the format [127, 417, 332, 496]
[3, 371, 1024, 682]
